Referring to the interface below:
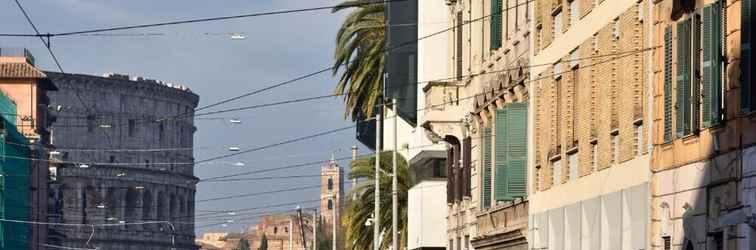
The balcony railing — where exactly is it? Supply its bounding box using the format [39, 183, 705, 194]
[476, 200, 528, 237]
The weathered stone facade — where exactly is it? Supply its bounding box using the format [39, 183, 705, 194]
[46, 72, 199, 249]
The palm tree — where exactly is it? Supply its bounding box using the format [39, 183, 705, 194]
[343, 151, 408, 250]
[332, 0, 385, 121]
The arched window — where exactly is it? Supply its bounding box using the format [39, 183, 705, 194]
[142, 190, 153, 228]
[328, 178, 333, 190]
[124, 188, 139, 228]
[274, 227, 278, 234]
[328, 199, 333, 210]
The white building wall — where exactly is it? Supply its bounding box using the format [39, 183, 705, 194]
[408, 181, 448, 250]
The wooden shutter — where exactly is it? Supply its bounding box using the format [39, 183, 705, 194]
[454, 143, 462, 202]
[481, 128, 492, 208]
[742, 0, 754, 111]
[494, 103, 528, 201]
[446, 148, 454, 204]
[504, 103, 528, 200]
[463, 137, 471, 197]
[692, 14, 701, 133]
[703, 2, 723, 126]
[664, 26, 674, 142]
[676, 19, 692, 137]
[491, 0, 503, 50]
[494, 108, 508, 201]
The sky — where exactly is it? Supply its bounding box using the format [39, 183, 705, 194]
[0, 0, 365, 234]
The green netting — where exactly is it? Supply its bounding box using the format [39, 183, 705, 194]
[0, 92, 29, 250]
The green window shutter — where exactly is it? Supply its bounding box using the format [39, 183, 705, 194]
[742, 0, 754, 111]
[494, 103, 528, 201]
[664, 26, 674, 142]
[692, 14, 701, 133]
[494, 108, 508, 201]
[676, 19, 692, 137]
[481, 128, 492, 209]
[504, 103, 527, 200]
[703, 2, 723, 126]
[491, 0, 503, 50]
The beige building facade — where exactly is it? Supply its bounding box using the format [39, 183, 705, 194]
[649, 0, 755, 249]
[527, 0, 653, 249]
[433, 0, 531, 250]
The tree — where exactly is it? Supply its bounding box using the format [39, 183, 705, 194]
[332, 0, 386, 121]
[342, 151, 408, 250]
[258, 234, 267, 250]
[235, 237, 251, 250]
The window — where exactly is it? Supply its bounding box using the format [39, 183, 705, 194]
[450, 240, 454, 250]
[662, 236, 671, 250]
[635, 123, 644, 156]
[554, 11, 564, 39]
[109, 155, 115, 163]
[676, 16, 701, 137]
[464, 236, 470, 250]
[637, 3, 644, 22]
[481, 128, 492, 208]
[568, 152, 578, 181]
[274, 227, 278, 234]
[456, 11, 464, 80]
[611, 133, 619, 164]
[703, 2, 724, 126]
[128, 119, 136, 136]
[491, 0, 503, 50]
[591, 142, 598, 171]
[570, 0, 580, 27]
[158, 123, 165, 142]
[284, 227, 288, 233]
[552, 159, 562, 186]
[87, 115, 95, 132]
[592, 33, 599, 52]
[493, 103, 528, 201]
[327, 199, 333, 210]
[328, 177, 333, 190]
[741, 0, 754, 112]
[457, 237, 462, 250]
[535, 166, 542, 191]
[663, 26, 674, 142]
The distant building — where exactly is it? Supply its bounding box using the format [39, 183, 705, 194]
[45, 72, 200, 249]
[246, 213, 315, 250]
[0, 47, 57, 250]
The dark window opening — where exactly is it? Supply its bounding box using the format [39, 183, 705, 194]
[128, 119, 136, 136]
[328, 199, 333, 210]
[328, 178, 333, 190]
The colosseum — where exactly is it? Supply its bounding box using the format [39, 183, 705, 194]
[45, 72, 199, 249]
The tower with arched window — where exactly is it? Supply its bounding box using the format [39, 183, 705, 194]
[320, 154, 344, 239]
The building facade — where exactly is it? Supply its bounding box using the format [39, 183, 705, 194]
[650, 0, 755, 249]
[46, 72, 199, 249]
[433, 0, 532, 250]
[527, 0, 653, 249]
[0, 47, 56, 250]
[246, 213, 315, 250]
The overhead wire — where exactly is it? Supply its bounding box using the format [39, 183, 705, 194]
[0, 46, 656, 168]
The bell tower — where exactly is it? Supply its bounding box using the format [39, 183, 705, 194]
[320, 154, 344, 237]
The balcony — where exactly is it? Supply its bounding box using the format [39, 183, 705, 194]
[422, 81, 466, 123]
[474, 201, 528, 240]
